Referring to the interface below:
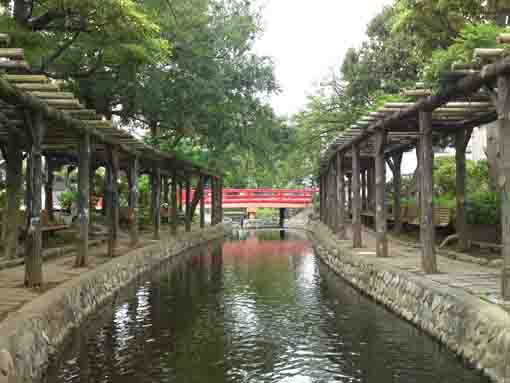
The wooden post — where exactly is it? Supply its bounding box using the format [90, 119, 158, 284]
[419, 110, 438, 273]
[178, 182, 183, 212]
[328, 167, 334, 227]
[152, 166, 161, 240]
[415, 142, 421, 210]
[331, 163, 338, 230]
[170, 171, 178, 235]
[127, 157, 139, 247]
[456, 129, 471, 252]
[336, 153, 346, 239]
[44, 158, 55, 222]
[323, 172, 329, 225]
[211, 178, 216, 225]
[24, 110, 46, 288]
[375, 130, 388, 257]
[352, 144, 362, 248]
[4, 131, 22, 259]
[200, 176, 206, 229]
[498, 74, 510, 299]
[106, 145, 120, 257]
[361, 168, 367, 211]
[347, 174, 352, 215]
[219, 177, 224, 223]
[185, 176, 191, 232]
[320, 175, 324, 222]
[387, 153, 403, 233]
[75, 133, 90, 267]
[163, 175, 169, 224]
[279, 208, 285, 228]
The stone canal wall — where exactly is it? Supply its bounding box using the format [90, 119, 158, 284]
[0, 224, 231, 383]
[309, 222, 510, 383]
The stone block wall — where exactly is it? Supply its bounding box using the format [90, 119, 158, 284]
[0, 224, 231, 383]
[310, 222, 510, 383]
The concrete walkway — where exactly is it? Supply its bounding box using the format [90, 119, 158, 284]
[0, 226, 197, 323]
[342, 225, 508, 308]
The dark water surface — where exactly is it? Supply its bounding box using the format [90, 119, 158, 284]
[45, 230, 490, 383]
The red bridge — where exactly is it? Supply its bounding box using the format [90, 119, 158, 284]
[201, 188, 318, 209]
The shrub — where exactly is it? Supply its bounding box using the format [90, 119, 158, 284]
[466, 191, 500, 225]
[58, 190, 78, 211]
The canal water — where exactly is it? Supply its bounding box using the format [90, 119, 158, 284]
[44, 230, 489, 383]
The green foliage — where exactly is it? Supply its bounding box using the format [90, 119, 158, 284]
[466, 191, 500, 225]
[424, 22, 505, 84]
[58, 190, 78, 210]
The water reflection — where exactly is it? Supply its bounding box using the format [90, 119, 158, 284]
[45, 230, 489, 383]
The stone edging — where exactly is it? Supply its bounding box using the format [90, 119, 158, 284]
[0, 224, 231, 383]
[309, 222, 510, 383]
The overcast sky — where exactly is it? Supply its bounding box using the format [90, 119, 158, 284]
[254, 0, 393, 117]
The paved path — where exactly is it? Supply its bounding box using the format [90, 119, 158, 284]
[342, 225, 507, 308]
[0, 226, 198, 323]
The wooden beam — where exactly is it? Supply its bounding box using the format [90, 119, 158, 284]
[352, 143, 362, 248]
[375, 130, 388, 257]
[456, 129, 470, 252]
[419, 110, 438, 273]
[75, 132, 90, 267]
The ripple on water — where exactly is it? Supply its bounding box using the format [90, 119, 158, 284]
[45, 230, 490, 383]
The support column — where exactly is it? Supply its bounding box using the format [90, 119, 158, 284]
[456, 129, 471, 252]
[127, 157, 139, 247]
[200, 176, 206, 229]
[415, 142, 421, 210]
[185, 176, 191, 232]
[106, 146, 120, 257]
[361, 168, 367, 211]
[178, 182, 183, 212]
[75, 133, 90, 267]
[211, 178, 216, 225]
[336, 153, 346, 239]
[375, 130, 388, 258]
[219, 177, 224, 223]
[320, 175, 324, 222]
[4, 131, 22, 259]
[498, 74, 510, 299]
[152, 166, 161, 240]
[347, 174, 352, 217]
[24, 110, 46, 288]
[170, 171, 178, 235]
[279, 208, 285, 228]
[419, 110, 437, 273]
[163, 175, 170, 224]
[387, 152, 403, 233]
[44, 158, 55, 222]
[352, 144, 362, 248]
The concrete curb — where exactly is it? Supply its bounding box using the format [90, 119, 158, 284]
[309, 222, 510, 383]
[0, 224, 231, 383]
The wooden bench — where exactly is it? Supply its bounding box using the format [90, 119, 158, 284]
[40, 210, 70, 247]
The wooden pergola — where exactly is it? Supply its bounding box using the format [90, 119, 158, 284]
[0, 34, 224, 287]
[318, 33, 510, 298]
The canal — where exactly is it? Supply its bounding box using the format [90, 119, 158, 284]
[44, 230, 489, 383]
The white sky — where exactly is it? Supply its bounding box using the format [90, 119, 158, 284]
[254, 0, 393, 117]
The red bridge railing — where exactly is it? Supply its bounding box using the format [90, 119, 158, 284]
[182, 188, 318, 206]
